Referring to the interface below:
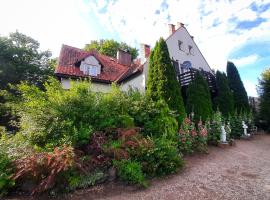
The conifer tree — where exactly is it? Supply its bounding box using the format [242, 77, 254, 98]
[186, 72, 213, 122]
[258, 68, 270, 131]
[214, 70, 234, 117]
[146, 38, 185, 123]
[226, 61, 249, 113]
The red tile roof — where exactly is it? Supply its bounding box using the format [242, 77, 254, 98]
[55, 45, 142, 83]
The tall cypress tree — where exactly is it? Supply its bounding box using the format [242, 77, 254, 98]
[186, 72, 213, 122]
[214, 70, 234, 117]
[226, 61, 249, 113]
[146, 38, 185, 123]
[258, 68, 270, 131]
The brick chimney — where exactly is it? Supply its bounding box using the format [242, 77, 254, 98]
[117, 49, 132, 66]
[176, 22, 184, 29]
[168, 24, 176, 35]
[140, 44, 150, 59]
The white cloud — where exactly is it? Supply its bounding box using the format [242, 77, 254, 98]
[88, 0, 270, 72]
[0, 0, 96, 57]
[230, 54, 259, 67]
[243, 80, 258, 97]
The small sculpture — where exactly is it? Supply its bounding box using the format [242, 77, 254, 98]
[221, 125, 227, 143]
[242, 121, 250, 137]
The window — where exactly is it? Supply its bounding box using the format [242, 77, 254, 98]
[188, 45, 193, 55]
[88, 65, 98, 76]
[178, 40, 183, 50]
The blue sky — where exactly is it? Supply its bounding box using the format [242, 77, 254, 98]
[0, 0, 270, 96]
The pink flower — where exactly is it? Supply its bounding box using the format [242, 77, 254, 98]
[178, 129, 184, 135]
[200, 128, 208, 137]
[191, 129, 197, 137]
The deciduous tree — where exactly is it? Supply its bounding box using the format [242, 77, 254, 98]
[84, 39, 138, 60]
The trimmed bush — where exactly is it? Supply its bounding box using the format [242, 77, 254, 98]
[113, 160, 147, 187]
[138, 137, 184, 177]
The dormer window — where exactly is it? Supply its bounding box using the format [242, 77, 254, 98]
[178, 40, 183, 50]
[188, 45, 193, 55]
[89, 65, 98, 76]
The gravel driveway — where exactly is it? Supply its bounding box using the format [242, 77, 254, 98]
[6, 133, 270, 200]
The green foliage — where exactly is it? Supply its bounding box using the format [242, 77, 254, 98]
[0, 31, 54, 130]
[178, 118, 194, 154]
[0, 31, 53, 91]
[84, 39, 138, 60]
[214, 71, 234, 117]
[146, 38, 186, 123]
[0, 132, 34, 160]
[126, 91, 178, 139]
[178, 118, 208, 154]
[186, 72, 213, 122]
[137, 138, 184, 177]
[258, 68, 270, 131]
[0, 151, 15, 196]
[226, 61, 249, 113]
[68, 170, 105, 190]
[113, 160, 147, 187]
[208, 111, 222, 145]
[12, 79, 94, 148]
[230, 113, 243, 139]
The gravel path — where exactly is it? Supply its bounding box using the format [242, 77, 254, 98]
[70, 133, 270, 200]
[6, 133, 270, 200]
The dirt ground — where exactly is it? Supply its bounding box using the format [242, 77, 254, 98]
[5, 133, 270, 200]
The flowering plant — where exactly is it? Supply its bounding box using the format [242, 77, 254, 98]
[178, 117, 208, 154]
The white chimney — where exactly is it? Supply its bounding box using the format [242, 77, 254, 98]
[168, 24, 176, 35]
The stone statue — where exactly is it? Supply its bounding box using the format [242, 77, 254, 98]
[221, 125, 227, 143]
[242, 121, 249, 137]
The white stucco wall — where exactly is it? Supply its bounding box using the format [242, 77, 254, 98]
[60, 78, 112, 92]
[166, 27, 212, 74]
[61, 78, 71, 89]
[91, 82, 112, 93]
[120, 73, 146, 92]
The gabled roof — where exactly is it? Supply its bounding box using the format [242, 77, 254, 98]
[55, 45, 142, 83]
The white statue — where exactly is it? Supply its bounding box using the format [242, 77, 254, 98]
[242, 121, 250, 137]
[221, 125, 227, 143]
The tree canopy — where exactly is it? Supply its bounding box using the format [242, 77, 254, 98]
[0, 31, 54, 130]
[84, 39, 138, 60]
[186, 72, 213, 122]
[146, 37, 186, 123]
[0, 31, 54, 90]
[214, 70, 234, 117]
[226, 61, 249, 113]
[258, 68, 270, 131]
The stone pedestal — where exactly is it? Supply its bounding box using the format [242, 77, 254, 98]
[241, 135, 252, 140]
[218, 142, 230, 148]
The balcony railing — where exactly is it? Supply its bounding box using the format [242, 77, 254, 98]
[177, 68, 216, 92]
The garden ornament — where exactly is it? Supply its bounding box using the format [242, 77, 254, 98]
[221, 125, 227, 143]
[242, 121, 250, 137]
